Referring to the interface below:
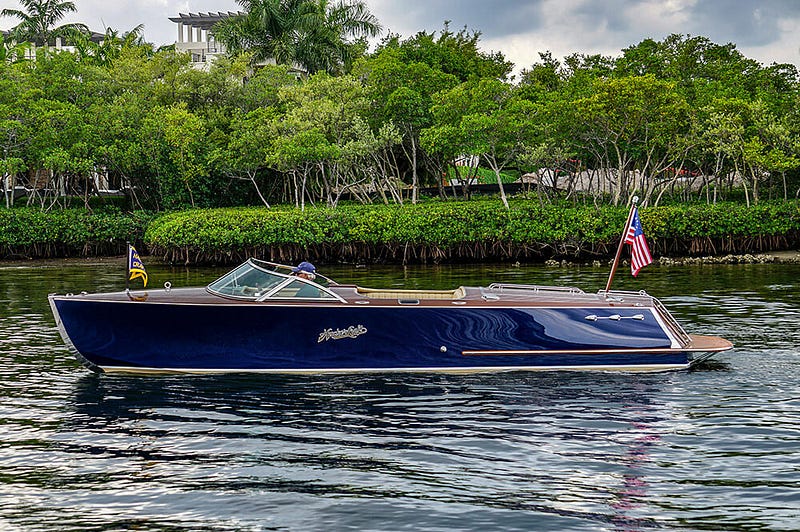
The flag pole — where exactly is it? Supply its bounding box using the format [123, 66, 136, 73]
[125, 241, 131, 292]
[604, 196, 639, 294]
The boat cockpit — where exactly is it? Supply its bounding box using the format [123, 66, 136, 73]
[207, 259, 342, 302]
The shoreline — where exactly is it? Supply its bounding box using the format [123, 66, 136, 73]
[2, 251, 799, 269]
[552, 250, 800, 268]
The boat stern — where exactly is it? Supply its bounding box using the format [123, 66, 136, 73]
[684, 334, 734, 366]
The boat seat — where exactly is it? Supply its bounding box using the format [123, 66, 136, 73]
[356, 286, 467, 300]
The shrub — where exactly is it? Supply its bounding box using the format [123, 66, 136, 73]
[0, 208, 153, 258]
[143, 200, 800, 264]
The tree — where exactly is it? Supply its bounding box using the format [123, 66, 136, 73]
[238, 62, 299, 112]
[0, 63, 29, 208]
[425, 79, 537, 209]
[213, 107, 278, 208]
[1, 0, 87, 47]
[615, 34, 762, 106]
[214, 0, 380, 74]
[0, 32, 32, 63]
[569, 75, 691, 206]
[270, 73, 371, 208]
[1, 156, 26, 207]
[701, 98, 800, 206]
[68, 24, 148, 67]
[378, 22, 513, 82]
[518, 51, 563, 96]
[138, 105, 210, 209]
[294, 0, 380, 74]
[21, 97, 95, 207]
[357, 48, 459, 202]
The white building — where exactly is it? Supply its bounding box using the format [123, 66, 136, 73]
[0, 29, 105, 61]
[169, 12, 241, 69]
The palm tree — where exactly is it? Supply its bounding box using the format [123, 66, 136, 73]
[213, 0, 315, 66]
[69, 24, 148, 66]
[297, 0, 381, 74]
[0, 32, 32, 62]
[1, 0, 87, 47]
[214, 0, 380, 74]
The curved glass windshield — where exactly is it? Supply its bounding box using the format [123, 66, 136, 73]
[207, 262, 285, 299]
[207, 259, 339, 301]
[271, 280, 336, 299]
[249, 258, 336, 288]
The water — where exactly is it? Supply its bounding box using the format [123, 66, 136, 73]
[1, 259, 799, 531]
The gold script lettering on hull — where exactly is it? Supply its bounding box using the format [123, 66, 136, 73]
[318, 325, 368, 343]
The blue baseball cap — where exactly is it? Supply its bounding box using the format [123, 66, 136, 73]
[292, 261, 316, 274]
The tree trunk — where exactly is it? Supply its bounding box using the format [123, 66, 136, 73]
[735, 162, 750, 207]
[484, 155, 509, 210]
[782, 171, 788, 201]
[410, 136, 418, 204]
[248, 169, 270, 208]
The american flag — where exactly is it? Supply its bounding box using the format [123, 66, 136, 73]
[623, 207, 653, 276]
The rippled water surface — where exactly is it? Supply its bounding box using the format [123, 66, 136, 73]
[1, 259, 799, 531]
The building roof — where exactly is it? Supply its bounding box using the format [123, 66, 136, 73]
[1, 28, 105, 45]
[168, 12, 243, 30]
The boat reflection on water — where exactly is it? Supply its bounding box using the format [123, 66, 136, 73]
[608, 390, 663, 531]
[63, 372, 687, 529]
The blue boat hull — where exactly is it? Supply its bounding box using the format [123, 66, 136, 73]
[51, 298, 692, 373]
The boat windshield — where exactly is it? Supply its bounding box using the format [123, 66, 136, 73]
[207, 259, 338, 300]
[248, 258, 337, 287]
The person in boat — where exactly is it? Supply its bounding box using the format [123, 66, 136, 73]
[292, 261, 316, 280]
[292, 261, 320, 297]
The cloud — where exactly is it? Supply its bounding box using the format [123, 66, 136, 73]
[687, 0, 800, 47]
[371, 0, 800, 71]
[369, 0, 546, 37]
[2, 0, 798, 71]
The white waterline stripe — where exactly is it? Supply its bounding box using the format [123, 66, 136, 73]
[100, 363, 690, 375]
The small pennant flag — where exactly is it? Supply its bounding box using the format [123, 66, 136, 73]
[623, 207, 653, 276]
[128, 244, 148, 287]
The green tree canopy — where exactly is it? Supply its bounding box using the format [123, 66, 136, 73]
[214, 0, 380, 74]
[375, 22, 513, 82]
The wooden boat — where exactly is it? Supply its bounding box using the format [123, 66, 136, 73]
[48, 258, 732, 374]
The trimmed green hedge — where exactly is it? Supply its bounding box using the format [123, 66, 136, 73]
[144, 200, 800, 264]
[0, 208, 153, 258]
[2, 201, 798, 262]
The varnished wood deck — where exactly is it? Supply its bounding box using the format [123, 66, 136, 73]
[685, 334, 734, 352]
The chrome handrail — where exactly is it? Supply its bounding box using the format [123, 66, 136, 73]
[488, 283, 585, 295]
[652, 297, 692, 346]
[599, 289, 650, 297]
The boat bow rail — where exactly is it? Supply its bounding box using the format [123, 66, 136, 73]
[651, 296, 692, 346]
[488, 283, 585, 295]
[486, 283, 587, 302]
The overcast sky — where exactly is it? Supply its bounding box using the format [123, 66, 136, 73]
[2, 0, 799, 75]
